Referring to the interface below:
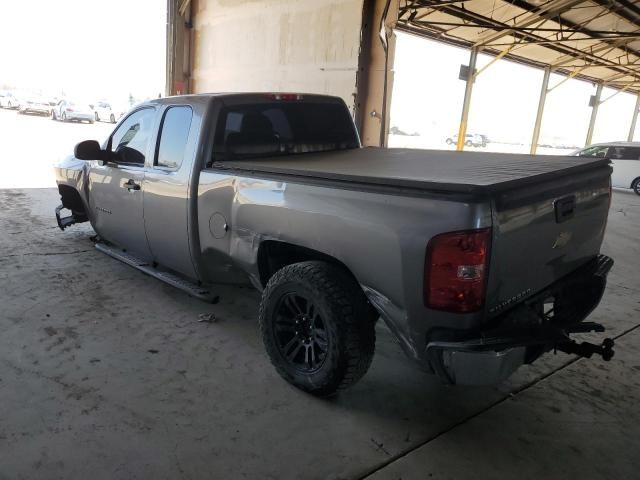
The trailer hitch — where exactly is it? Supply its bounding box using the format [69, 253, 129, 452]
[556, 337, 615, 361]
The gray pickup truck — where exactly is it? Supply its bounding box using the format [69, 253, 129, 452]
[54, 93, 615, 395]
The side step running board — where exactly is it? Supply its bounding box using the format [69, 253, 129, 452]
[95, 243, 218, 303]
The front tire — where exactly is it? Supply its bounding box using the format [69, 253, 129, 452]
[259, 261, 376, 396]
[632, 177, 640, 196]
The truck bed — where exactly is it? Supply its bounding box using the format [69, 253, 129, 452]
[213, 147, 610, 196]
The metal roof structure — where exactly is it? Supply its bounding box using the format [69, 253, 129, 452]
[397, 0, 640, 94]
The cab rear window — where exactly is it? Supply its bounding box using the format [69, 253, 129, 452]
[212, 102, 359, 162]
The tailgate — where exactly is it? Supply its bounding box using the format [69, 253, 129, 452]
[485, 163, 611, 316]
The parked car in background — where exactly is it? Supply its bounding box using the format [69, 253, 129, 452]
[573, 142, 640, 195]
[51, 100, 94, 123]
[17, 95, 51, 116]
[94, 101, 120, 123]
[445, 133, 486, 147]
[0, 91, 20, 109]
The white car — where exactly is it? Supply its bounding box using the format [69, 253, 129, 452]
[0, 91, 20, 109]
[93, 101, 120, 123]
[51, 100, 95, 123]
[17, 95, 51, 116]
[573, 142, 640, 195]
[445, 133, 486, 147]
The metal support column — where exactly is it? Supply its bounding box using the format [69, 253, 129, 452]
[530, 67, 551, 154]
[456, 48, 478, 151]
[585, 83, 603, 146]
[628, 95, 640, 142]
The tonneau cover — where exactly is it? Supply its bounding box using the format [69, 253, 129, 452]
[213, 147, 610, 195]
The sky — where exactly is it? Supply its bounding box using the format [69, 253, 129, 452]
[390, 31, 638, 149]
[0, 0, 166, 106]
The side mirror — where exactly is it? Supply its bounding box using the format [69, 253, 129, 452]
[74, 140, 102, 160]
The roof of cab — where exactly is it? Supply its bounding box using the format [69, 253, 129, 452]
[143, 92, 343, 107]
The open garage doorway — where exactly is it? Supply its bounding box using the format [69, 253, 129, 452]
[388, 30, 639, 155]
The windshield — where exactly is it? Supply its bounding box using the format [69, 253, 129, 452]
[212, 102, 359, 162]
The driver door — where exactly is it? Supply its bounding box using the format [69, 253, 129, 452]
[88, 107, 157, 260]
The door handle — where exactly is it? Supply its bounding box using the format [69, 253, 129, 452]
[123, 179, 141, 191]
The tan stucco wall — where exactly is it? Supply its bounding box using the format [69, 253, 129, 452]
[191, 0, 365, 112]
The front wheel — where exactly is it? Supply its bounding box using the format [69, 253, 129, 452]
[632, 177, 640, 196]
[259, 261, 376, 396]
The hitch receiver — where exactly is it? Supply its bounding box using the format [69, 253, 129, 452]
[557, 337, 615, 361]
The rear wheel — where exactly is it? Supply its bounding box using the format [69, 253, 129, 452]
[259, 261, 376, 396]
[465, 140, 472, 147]
[632, 177, 640, 196]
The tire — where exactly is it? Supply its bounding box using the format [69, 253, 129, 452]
[62, 112, 67, 122]
[259, 261, 376, 396]
[632, 177, 640, 196]
[465, 140, 472, 147]
[51, 110, 57, 120]
[110, 113, 115, 123]
[445, 138, 453, 145]
[95, 112, 99, 122]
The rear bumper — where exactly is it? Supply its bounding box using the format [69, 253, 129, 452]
[66, 112, 93, 121]
[426, 254, 614, 385]
[21, 106, 50, 114]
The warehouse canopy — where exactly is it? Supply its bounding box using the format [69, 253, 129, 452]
[397, 0, 640, 94]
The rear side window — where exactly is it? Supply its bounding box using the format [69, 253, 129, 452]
[212, 101, 359, 162]
[156, 106, 193, 169]
[609, 146, 640, 160]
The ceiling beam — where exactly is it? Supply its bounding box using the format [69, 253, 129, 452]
[472, 0, 586, 47]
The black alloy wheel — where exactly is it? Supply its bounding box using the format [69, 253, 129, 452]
[273, 292, 329, 373]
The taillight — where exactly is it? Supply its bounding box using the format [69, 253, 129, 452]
[268, 93, 303, 101]
[424, 228, 491, 313]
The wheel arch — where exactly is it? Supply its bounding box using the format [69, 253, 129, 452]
[257, 240, 360, 289]
[58, 184, 88, 219]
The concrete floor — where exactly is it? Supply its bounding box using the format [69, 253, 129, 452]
[0, 187, 638, 480]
